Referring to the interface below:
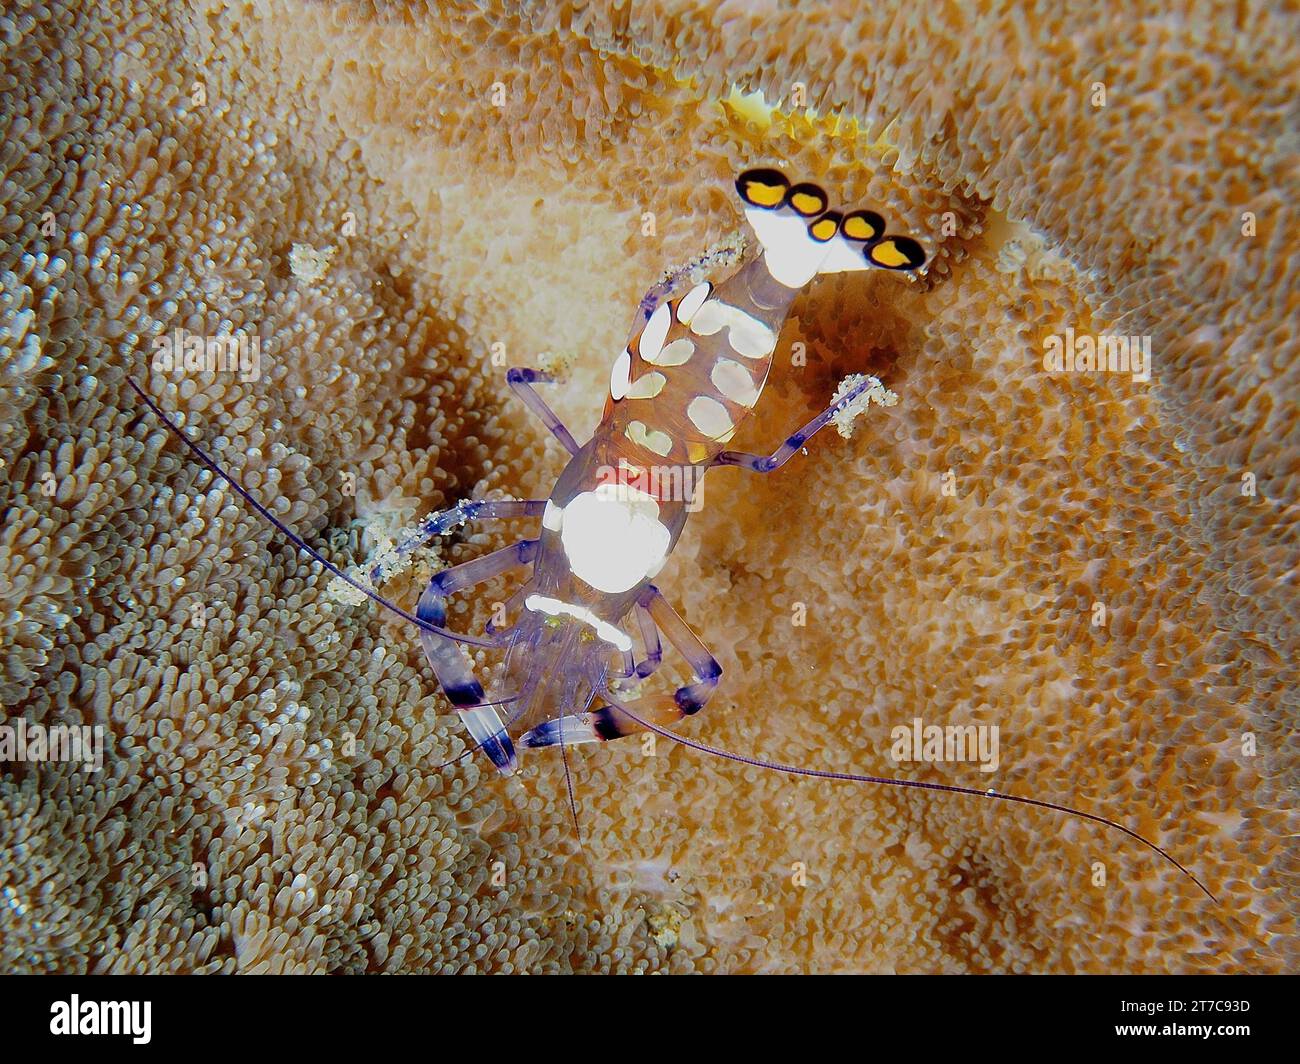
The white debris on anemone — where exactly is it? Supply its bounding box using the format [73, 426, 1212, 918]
[289, 242, 336, 283]
[537, 349, 577, 379]
[830, 373, 898, 439]
[326, 512, 449, 607]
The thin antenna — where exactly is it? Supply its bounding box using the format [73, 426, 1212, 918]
[128, 378, 496, 648]
[601, 693, 1218, 905]
[557, 714, 584, 847]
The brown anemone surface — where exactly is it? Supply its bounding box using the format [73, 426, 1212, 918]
[0, 0, 1295, 973]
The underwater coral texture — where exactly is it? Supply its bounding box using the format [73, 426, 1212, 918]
[0, 0, 1295, 973]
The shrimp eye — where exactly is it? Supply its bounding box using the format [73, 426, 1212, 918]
[841, 209, 885, 243]
[785, 182, 828, 217]
[867, 236, 927, 270]
[736, 168, 789, 209]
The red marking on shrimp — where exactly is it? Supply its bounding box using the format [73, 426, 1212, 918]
[595, 460, 702, 506]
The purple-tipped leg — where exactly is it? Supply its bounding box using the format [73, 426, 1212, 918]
[632, 595, 663, 679]
[507, 368, 582, 456]
[369, 499, 546, 585]
[416, 539, 539, 774]
[519, 586, 721, 749]
[710, 374, 880, 473]
[607, 597, 662, 685]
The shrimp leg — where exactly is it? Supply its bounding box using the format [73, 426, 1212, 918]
[607, 599, 664, 686]
[369, 498, 546, 584]
[631, 600, 663, 679]
[519, 586, 720, 748]
[417, 539, 539, 774]
[507, 367, 582, 455]
[709, 374, 880, 474]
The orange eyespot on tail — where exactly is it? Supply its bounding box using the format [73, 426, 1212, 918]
[736, 168, 789, 209]
[737, 166, 928, 281]
[785, 182, 828, 217]
[840, 209, 885, 244]
[808, 211, 841, 243]
[867, 236, 926, 271]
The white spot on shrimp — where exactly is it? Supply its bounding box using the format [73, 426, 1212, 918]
[542, 500, 564, 531]
[610, 349, 631, 400]
[524, 594, 634, 651]
[688, 300, 776, 359]
[644, 338, 694, 367]
[638, 302, 672, 362]
[626, 419, 673, 457]
[675, 282, 712, 325]
[711, 359, 760, 406]
[559, 484, 671, 595]
[625, 370, 667, 399]
[687, 395, 734, 439]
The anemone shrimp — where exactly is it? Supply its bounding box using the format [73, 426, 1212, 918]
[130, 168, 1216, 904]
